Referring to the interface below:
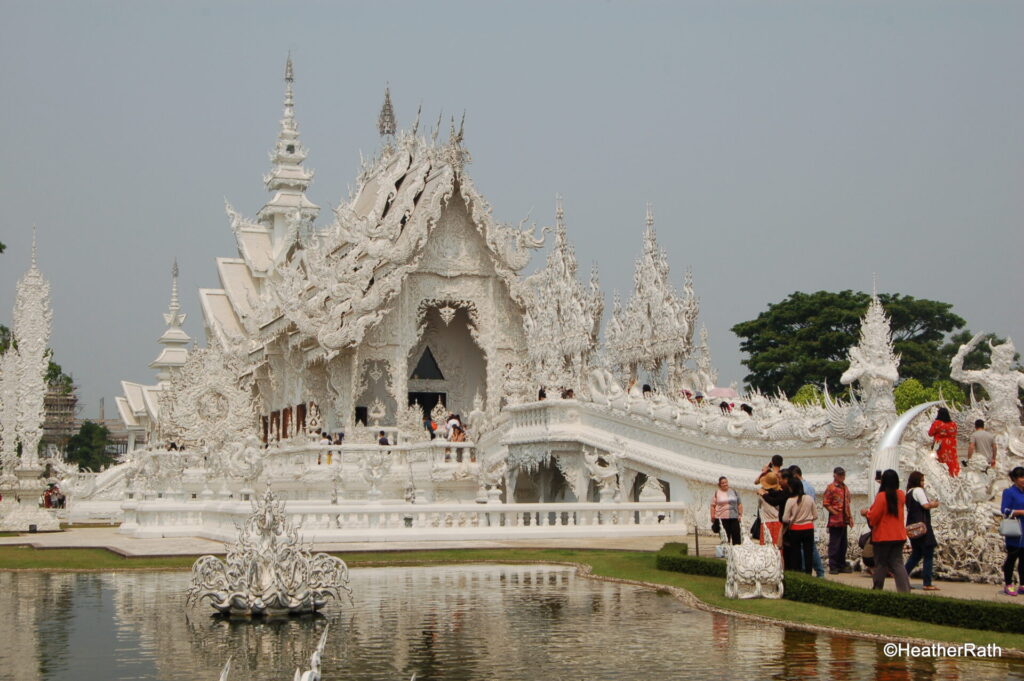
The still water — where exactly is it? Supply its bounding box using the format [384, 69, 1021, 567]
[0, 565, 1020, 681]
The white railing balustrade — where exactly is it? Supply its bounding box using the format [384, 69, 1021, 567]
[123, 499, 689, 541]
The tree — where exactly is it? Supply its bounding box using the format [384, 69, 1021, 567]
[65, 421, 115, 472]
[791, 384, 825, 407]
[731, 290, 966, 396]
[893, 378, 966, 413]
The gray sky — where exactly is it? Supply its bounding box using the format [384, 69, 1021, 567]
[1, 0, 1022, 418]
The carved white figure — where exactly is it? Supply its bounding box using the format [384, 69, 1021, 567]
[582, 448, 619, 501]
[724, 540, 784, 599]
[839, 291, 899, 427]
[950, 334, 1024, 458]
[186, 489, 351, 616]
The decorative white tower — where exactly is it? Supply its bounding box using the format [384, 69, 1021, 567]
[256, 54, 319, 253]
[12, 230, 52, 468]
[149, 259, 191, 384]
[0, 232, 60, 531]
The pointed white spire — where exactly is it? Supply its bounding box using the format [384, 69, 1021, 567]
[377, 85, 396, 137]
[258, 54, 319, 242]
[30, 226, 38, 270]
[645, 203, 654, 230]
[151, 259, 191, 383]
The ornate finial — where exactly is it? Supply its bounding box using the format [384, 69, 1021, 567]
[555, 194, 565, 232]
[645, 203, 654, 229]
[282, 54, 295, 127]
[30, 225, 38, 269]
[170, 258, 181, 313]
[377, 85, 396, 137]
[431, 110, 443, 144]
[872, 272, 878, 297]
[457, 110, 466, 142]
[411, 102, 422, 136]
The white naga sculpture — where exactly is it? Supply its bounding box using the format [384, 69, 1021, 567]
[187, 489, 351, 616]
[951, 333, 1024, 459]
[724, 538, 784, 599]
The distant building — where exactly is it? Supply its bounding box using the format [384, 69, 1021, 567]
[42, 384, 78, 451]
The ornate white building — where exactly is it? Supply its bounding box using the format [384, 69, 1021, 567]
[72, 58, 1016, 560]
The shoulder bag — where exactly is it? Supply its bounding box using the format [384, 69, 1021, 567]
[906, 522, 927, 539]
[999, 513, 1022, 539]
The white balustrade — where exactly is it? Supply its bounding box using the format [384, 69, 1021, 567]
[124, 499, 689, 542]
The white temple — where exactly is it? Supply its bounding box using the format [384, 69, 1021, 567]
[51, 58, 1015, 565]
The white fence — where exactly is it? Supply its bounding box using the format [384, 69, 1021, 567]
[120, 499, 690, 542]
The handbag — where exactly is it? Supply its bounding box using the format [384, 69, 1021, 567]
[999, 515, 1022, 538]
[858, 530, 872, 549]
[750, 515, 762, 540]
[906, 522, 927, 539]
[711, 518, 721, 534]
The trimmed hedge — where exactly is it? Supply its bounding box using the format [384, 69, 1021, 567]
[655, 553, 726, 578]
[655, 548, 1024, 635]
[660, 542, 689, 556]
[784, 572, 1024, 635]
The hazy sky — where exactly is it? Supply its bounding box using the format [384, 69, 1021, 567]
[1, 1, 1021, 418]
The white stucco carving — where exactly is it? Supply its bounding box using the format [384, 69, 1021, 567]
[724, 540, 784, 599]
[951, 333, 1024, 460]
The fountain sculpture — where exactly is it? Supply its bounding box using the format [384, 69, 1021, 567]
[187, 489, 351, 617]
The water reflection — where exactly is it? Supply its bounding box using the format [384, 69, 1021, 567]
[0, 566, 1022, 681]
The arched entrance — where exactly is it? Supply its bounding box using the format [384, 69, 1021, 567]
[407, 305, 486, 418]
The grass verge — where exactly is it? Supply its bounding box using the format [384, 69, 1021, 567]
[1, 544, 1022, 651]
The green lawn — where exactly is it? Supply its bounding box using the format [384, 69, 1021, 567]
[2, 544, 1022, 651]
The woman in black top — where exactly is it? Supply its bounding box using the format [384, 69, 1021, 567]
[903, 470, 940, 590]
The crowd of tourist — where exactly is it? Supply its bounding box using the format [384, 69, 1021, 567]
[710, 447, 1024, 596]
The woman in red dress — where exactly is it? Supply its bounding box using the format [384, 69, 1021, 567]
[929, 407, 959, 477]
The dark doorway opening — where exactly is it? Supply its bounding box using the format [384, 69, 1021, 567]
[408, 392, 446, 419]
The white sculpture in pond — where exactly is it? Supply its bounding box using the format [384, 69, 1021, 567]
[724, 539, 784, 599]
[187, 489, 351, 616]
[950, 333, 1024, 459]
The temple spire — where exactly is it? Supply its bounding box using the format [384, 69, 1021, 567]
[377, 85, 396, 137]
[151, 259, 191, 383]
[645, 203, 654, 230]
[258, 54, 319, 242]
[30, 226, 38, 269]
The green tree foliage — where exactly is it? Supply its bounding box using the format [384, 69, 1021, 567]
[731, 291, 966, 396]
[65, 421, 115, 472]
[791, 384, 825, 407]
[893, 378, 966, 413]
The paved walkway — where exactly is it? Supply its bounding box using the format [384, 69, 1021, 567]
[824, 569, 1017, 604]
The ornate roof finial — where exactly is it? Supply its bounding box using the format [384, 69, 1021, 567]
[30, 225, 38, 269]
[645, 203, 655, 230]
[169, 258, 181, 315]
[377, 85, 396, 137]
[555, 194, 565, 233]
[411, 102, 422, 136]
[431, 110, 443, 144]
[872, 272, 878, 297]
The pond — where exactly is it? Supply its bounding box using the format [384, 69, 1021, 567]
[0, 565, 1020, 681]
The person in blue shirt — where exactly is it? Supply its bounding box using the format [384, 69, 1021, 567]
[1000, 466, 1024, 596]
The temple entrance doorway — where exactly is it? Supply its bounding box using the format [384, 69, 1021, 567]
[408, 305, 487, 418]
[409, 392, 446, 419]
